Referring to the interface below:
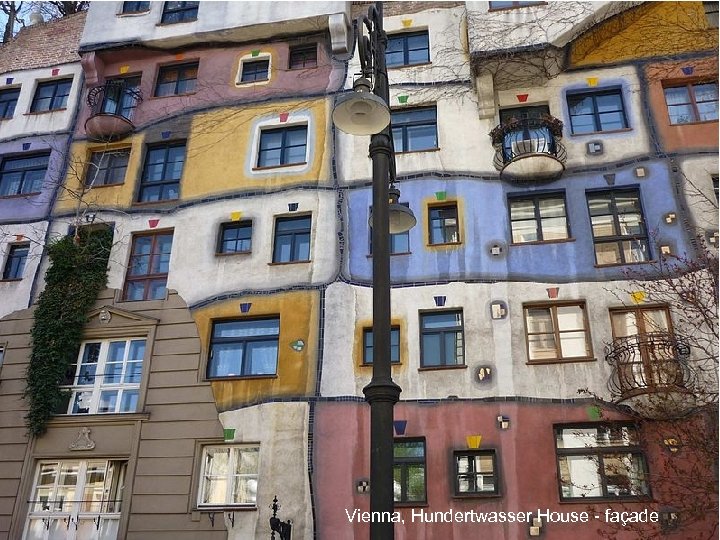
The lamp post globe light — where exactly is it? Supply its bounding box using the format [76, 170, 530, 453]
[333, 3, 416, 539]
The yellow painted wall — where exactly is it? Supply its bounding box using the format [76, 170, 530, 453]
[570, 2, 718, 67]
[192, 290, 319, 411]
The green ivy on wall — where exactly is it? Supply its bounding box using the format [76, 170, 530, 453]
[25, 227, 112, 436]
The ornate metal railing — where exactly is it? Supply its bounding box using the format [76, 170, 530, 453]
[87, 81, 143, 122]
[490, 116, 567, 171]
[605, 332, 695, 400]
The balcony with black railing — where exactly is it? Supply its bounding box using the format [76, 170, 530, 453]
[489, 115, 567, 182]
[85, 80, 143, 142]
[605, 332, 695, 406]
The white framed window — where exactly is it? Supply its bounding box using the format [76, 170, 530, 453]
[236, 53, 272, 86]
[24, 459, 126, 540]
[198, 445, 259, 507]
[60, 339, 146, 414]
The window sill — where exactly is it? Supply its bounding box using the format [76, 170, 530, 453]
[594, 259, 655, 269]
[387, 61, 432, 71]
[268, 260, 311, 266]
[25, 108, 68, 116]
[196, 505, 257, 512]
[117, 10, 150, 16]
[569, 127, 632, 137]
[526, 357, 596, 366]
[252, 162, 307, 172]
[559, 496, 651, 504]
[215, 251, 252, 257]
[418, 364, 467, 372]
[367, 252, 412, 258]
[156, 19, 197, 26]
[395, 147, 440, 155]
[86, 182, 125, 189]
[0, 192, 42, 199]
[360, 362, 402, 368]
[235, 78, 271, 87]
[149, 91, 197, 100]
[668, 119, 718, 127]
[395, 502, 428, 508]
[452, 493, 502, 500]
[132, 198, 180, 207]
[0, 278, 22, 283]
[427, 241, 463, 248]
[49, 412, 150, 425]
[510, 238, 575, 246]
[207, 374, 278, 381]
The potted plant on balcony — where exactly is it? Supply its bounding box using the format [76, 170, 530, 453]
[540, 113, 564, 138]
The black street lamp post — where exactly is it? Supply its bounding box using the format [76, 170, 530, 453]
[333, 4, 416, 539]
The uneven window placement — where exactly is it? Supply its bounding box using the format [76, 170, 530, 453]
[154, 62, 198, 97]
[394, 439, 426, 503]
[391, 106, 437, 152]
[161, 0, 198, 23]
[363, 326, 400, 364]
[663, 81, 718, 124]
[257, 126, 307, 168]
[31, 79, 72, 112]
[199, 446, 259, 507]
[3, 243, 29, 280]
[218, 221, 252, 254]
[428, 203, 459, 245]
[524, 302, 592, 362]
[567, 88, 628, 134]
[123, 231, 173, 301]
[240, 59, 270, 83]
[555, 424, 649, 500]
[289, 45, 318, 69]
[273, 215, 311, 263]
[122, 1, 150, 13]
[0, 87, 20, 119]
[59, 338, 146, 414]
[587, 189, 649, 265]
[509, 194, 568, 243]
[386, 31, 429, 67]
[454, 450, 499, 496]
[24, 460, 127, 540]
[138, 142, 185, 202]
[86, 150, 130, 187]
[0, 153, 49, 197]
[420, 310, 464, 367]
[208, 318, 280, 377]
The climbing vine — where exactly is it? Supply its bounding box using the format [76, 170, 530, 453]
[25, 227, 111, 436]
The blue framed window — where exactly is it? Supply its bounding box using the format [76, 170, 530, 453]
[208, 318, 280, 378]
[273, 216, 311, 263]
[2, 244, 29, 280]
[0, 153, 49, 197]
[161, 1, 198, 23]
[218, 221, 252, 254]
[567, 88, 628, 134]
[138, 142, 185, 202]
[420, 310, 464, 367]
[362, 326, 401, 364]
[391, 107, 437, 153]
[386, 31, 429, 67]
[31, 79, 72, 112]
[0, 87, 20, 119]
[257, 126, 307, 168]
[240, 59, 269, 83]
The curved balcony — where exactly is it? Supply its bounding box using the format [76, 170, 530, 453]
[490, 116, 567, 182]
[85, 81, 143, 142]
[605, 332, 696, 417]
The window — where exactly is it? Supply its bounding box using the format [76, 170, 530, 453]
[394, 439, 426, 503]
[0, 153, 49, 197]
[30, 79, 72, 112]
[587, 189, 649, 265]
[257, 126, 308, 168]
[362, 326, 400, 364]
[272, 216, 311, 263]
[386, 31, 429, 68]
[509, 194, 569, 243]
[289, 45, 317, 69]
[713, 175, 719, 202]
[567, 88, 628, 134]
[198, 446, 259, 507]
[391, 106, 437, 152]
[123, 231, 173, 301]
[161, 1, 198, 23]
[489, 1, 544, 8]
[428, 203, 459, 245]
[663, 81, 718, 124]
[454, 450, 499, 496]
[138, 142, 185, 202]
[24, 460, 126, 539]
[208, 318, 279, 378]
[58, 339, 145, 414]
[218, 221, 252, 254]
[369, 203, 411, 255]
[555, 424, 649, 500]
[86, 150, 130, 187]
[121, 1, 150, 13]
[240, 59, 270, 83]
[154, 62, 198, 97]
[0, 87, 20, 119]
[524, 302, 592, 362]
[420, 310, 464, 367]
[703, 1, 719, 28]
[2, 243, 29, 280]
[100, 76, 141, 119]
